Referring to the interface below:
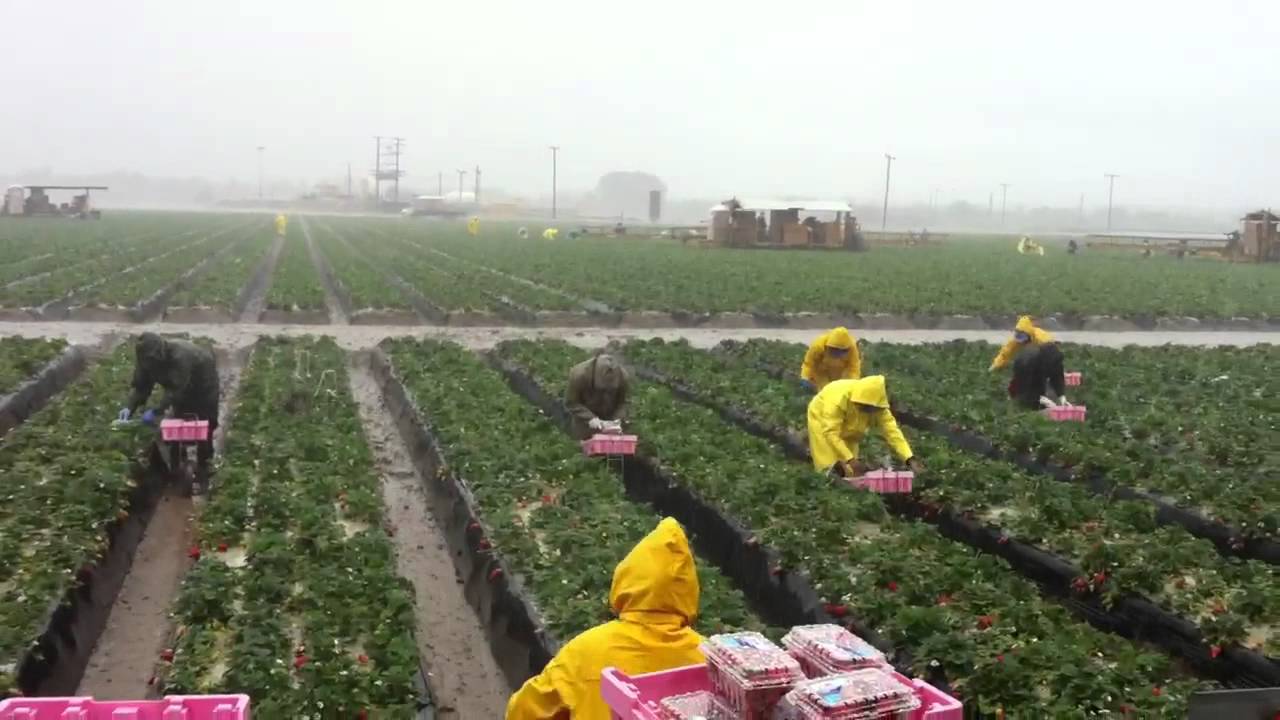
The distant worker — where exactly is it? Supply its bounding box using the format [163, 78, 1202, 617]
[1175, 238, 1189, 260]
[807, 375, 923, 478]
[505, 518, 705, 720]
[799, 327, 861, 393]
[566, 354, 629, 441]
[1067, 238, 1079, 255]
[274, 213, 288, 237]
[542, 227, 560, 240]
[117, 333, 221, 477]
[614, 220, 626, 235]
[988, 316, 1069, 409]
[467, 216, 480, 237]
[1017, 236, 1045, 256]
[517, 226, 529, 239]
[1142, 238, 1153, 258]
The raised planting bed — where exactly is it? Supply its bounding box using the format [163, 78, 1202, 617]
[308, 222, 419, 324]
[0, 343, 169, 697]
[163, 222, 275, 323]
[260, 223, 330, 323]
[0, 339, 85, 436]
[161, 337, 432, 717]
[493, 338, 1209, 717]
[374, 338, 769, 687]
[617, 338, 1280, 679]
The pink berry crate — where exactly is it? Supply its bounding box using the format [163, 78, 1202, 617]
[0, 694, 250, 720]
[160, 419, 210, 443]
[582, 434, 638, 457]
[601, 664, 960, 720]
[848, 470, 914, 494]
[1064, 371, 1083, 387]
[1042, 405, 1087, 422]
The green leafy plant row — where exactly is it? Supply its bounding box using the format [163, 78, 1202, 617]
[621, 338, 1280, 658]
[167, 222, 275, 310]
[382, 337, 768, 641]
[164, 337, 422, 717]
[263, 223, 328, 312]
[0, 337, 67, 396]
[309, 222, 412, 311]
[0, 343, 153, 696]
[496, 338, 1204, 717]
[0, 213, 204, 282]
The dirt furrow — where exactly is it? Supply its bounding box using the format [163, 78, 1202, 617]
[76, 341, 254, 698]
[346, 353, 511, 719]
[236, 233, 286, 322]
[298, 215, 349, 324]
[423, 246, 613, 313]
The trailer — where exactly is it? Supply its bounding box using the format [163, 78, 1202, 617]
[707, 198, 865, 250]
[0, 185, 108, 218]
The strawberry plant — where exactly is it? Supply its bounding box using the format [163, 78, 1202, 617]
[309, 222, 413, 311]
[166, 222, 274, 311]
[622, 338, 1280, 658]
[382, 337, 768, 640]
[496, 338, 1208, 716]
[263, 222, 328, 312]
[0, 343, 154, 697]
[0, 336, 67, 395]
[164, 337, 422, 717]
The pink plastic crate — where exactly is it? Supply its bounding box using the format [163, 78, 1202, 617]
[0, 695, 250, 720]
[601, 664, 960, 720]
[848, 470, 914, 494]
[160, 419, 210, 442]
[1064, 371, 1082, 387]
[582, 434, 638, 457]
[1042, 405, 1086, 422]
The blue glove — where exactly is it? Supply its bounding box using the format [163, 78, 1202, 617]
[141, 409, 157, 426]
[117, 407, 132, 422]
[799, 379, 817, 393]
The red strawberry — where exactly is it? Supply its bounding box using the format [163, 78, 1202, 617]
[824, 603, 848, 618]
[293, 655, 308, 670]
[1092, 571, 1107, 585]
[977, 615, 994, 630]
[187, 546, 201, 560]
[996, 535, 1010, 545]
[216, 542, 229, 553]
[467, 521, 480, 531]
[1212, 602, 1228, 616]
[886, 581, 899, 592]
[1152, 686, 1162, 697]
[995, 654, 1004, 663]
[357, 653, 369, 665]
[488, 567, 504, 581]
[1174, 577, 1187, 589]
[160, 648, 175, 662]
[357, 711, 368, 720]
[1210, 645, 1222, 658]
[478, 539, 491, 550]
[770, 565, 784, 576]
[936, 594, 952, 607]
[1071, 577, 1089, 593]
[541, 494, 554, 504]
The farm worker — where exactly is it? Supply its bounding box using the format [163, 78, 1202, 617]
[799, 326, 861, 393]
[1017, 236, 1044, 256]
[1067, 238, 1079, 255]
[467, 216, 480, 236]
[274, 214, 287, 237]
[517, 226, 529, 239]
[807, 375, 923, 478]
[118, 333, 221, 472]
[506, 517, 705, 720]
[566, 354, 629, 440]
[542, 227, 559, 240]
[988, 316, 1069, 409]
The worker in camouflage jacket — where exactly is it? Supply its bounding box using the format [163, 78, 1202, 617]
[118, 333, 221, 470]
[566, 354, 629, 441]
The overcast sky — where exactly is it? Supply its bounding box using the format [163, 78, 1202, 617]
[4, 0, 1276, 209]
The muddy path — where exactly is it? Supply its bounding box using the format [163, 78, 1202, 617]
[347, 353, 511, 718]
[76, 343, 253, 698]
[0, 320, 1273, 352]
[236, 233, 286, 322]
[298, 215, 349, 324]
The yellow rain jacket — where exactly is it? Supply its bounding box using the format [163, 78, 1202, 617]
[467, 216, 481, 236]
[543, 227, 560, 240]
[274, 214, 287, 237]
[807, 376, 913, 471]
[800, 327, 861, 390]
[506, 518, 705, 720]
[990, 315, 1054, 371]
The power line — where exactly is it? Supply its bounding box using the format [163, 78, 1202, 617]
[549, 145, 560, 219]
[1104, 173, 1120, 230]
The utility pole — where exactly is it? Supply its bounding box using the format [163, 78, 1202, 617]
[474, 165, 481, 204]
[392, 137, 404, 204]
[437, 171, 443, 196]
[880, 153, 894, 231]
[457, 169, 467, 200]
[256, 146, 265, 200]
[999, 183, 1011, 227]
[549, 145, 560, 219]
[988, 191, 993, 216]
[373, 136, 382, 206]
[346, 162, 352, 198]
[1078, 193, 1084, 224]
[1104, 173, 1119, 230]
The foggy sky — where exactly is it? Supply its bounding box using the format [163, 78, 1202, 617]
[5, 1, 1277, 209]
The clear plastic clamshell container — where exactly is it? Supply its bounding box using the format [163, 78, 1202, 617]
[782, 624, 886, 677]
[701, 632, 806, 720]
[656, 690, 734, 720]
[776, 669, 922, 720]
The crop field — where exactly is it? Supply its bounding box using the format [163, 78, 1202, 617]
[0, 210, 1276, 716]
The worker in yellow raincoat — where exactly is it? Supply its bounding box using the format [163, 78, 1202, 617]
[467, 216, 480, 237]
[1017, 236, 1045, 256]
[274, 214, 287, 237]
[989, 316, 1069, 409]
[799, 327, 861, 393]
[807, 375, 923, 478]
[506, 517, 705, 720]
[542, 227, 560, 240]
